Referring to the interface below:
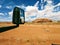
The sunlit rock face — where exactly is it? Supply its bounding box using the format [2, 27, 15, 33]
[32, 18, 52, 23]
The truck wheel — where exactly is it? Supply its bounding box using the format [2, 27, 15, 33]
[16, 24, 19, 27]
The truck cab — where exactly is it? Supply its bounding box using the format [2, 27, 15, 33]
[12, 7, 25, 26]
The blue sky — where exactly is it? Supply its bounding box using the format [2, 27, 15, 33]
[0, 0, 60, 22]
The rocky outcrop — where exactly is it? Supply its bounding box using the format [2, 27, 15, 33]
[32, 18, 52, 23]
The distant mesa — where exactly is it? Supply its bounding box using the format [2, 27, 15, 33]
[32, 18, 52, 23]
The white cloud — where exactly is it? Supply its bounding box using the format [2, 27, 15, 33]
[25, 6, 38, 21]
[0, 5, 2, 8]
[25, 0, 60, 22]
[0, 18, 11, 22]
[0, 12, 12, 22]
[40, 2, 60, 20]
[34, 1, 39, 7]
[6, 6, 12, 9]
[25, 1, 39, 21]
[8, 10, 13, 17]
[1, 0, 60, 22]
[16, 4, 26, 9]
[0, 13, 4, 16]
[44, 0, 47, 2]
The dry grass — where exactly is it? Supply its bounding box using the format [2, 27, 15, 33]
[0, 22, 60, 45]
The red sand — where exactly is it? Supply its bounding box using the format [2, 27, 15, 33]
[0, 23, 60, 45]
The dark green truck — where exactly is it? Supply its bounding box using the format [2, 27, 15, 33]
[12, 7, 25, 26]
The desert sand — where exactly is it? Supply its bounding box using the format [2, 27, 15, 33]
[0, 22, 60, 45]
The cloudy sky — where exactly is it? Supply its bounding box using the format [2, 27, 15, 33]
[0, 0, 60, 22]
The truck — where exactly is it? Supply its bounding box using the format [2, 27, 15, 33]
[12, 7, 25, 26]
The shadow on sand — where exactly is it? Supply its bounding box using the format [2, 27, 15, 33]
[0, 25, 19, 33]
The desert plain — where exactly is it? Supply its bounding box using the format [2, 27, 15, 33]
[0, 22, 60, 45]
